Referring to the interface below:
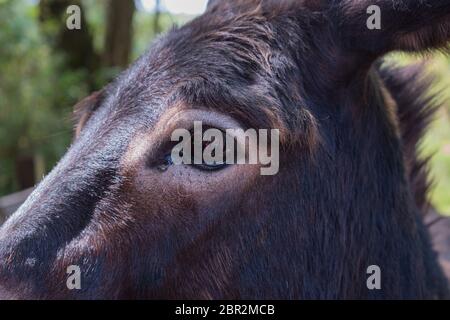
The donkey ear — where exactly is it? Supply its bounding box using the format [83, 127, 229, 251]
[338, 0, 450, 53]
[73, 90, 105, 138]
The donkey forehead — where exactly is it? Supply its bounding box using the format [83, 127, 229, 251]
[100, 14, 295, 131]
[127, 19, 276, 94]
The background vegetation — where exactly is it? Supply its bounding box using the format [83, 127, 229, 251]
[0, 0, 449, 215]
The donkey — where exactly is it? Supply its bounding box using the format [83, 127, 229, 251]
[0, 0, 450, 299]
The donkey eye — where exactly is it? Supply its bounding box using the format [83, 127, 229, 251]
[192, 160, 228, 172]
[155, 125, 239, 173]
[190, 133, 229, 172]
[159, 130, 231, 173]
[156, 154, 174, 172]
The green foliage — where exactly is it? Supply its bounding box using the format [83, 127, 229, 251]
[82, 0, 107, 54]
[420, 55, 450, 215]
[0, 0, 87, 194]
[386, 52, 450, 215]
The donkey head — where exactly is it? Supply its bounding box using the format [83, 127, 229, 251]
[0, 0, 449, 299]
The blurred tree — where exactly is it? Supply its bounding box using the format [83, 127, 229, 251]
[154, 0, 161, 35]
[38, 0, 100, 90]
[103, 0, 136, 69]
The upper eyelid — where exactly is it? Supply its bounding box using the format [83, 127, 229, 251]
[143, 108, 244, 158]
[163, 109, 243, 131]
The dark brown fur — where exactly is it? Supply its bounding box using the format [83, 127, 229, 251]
[0, 0, 450, 299]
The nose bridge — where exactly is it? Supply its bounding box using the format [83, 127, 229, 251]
[0, 144, 118, 293]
